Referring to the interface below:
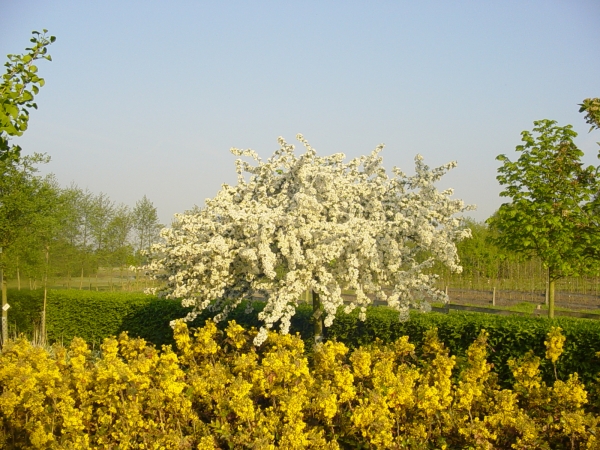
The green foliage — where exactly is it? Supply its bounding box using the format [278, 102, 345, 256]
[132, 195, 162, 262]
[488, 119, 600, 280]
[0, 30, 55, 161]
[453, 218, 507, 279]
[0, 154, 54, 252]
[327, 308, 600, 389]
[579, 97, 600, 133]
[8, 289, 600, 390]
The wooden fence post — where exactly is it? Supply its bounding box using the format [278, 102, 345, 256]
[492, 287, 496, 306]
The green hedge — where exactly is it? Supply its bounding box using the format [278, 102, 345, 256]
[3, 290, 175, 346]
[5, 289, 600, 389]
[327, 307, 600, 389]
[2, 289, 313, 348]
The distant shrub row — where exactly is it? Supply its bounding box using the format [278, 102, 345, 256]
[5, 289, 600, 387]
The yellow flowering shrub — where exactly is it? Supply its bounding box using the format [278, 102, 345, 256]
[2, 321, 600, 448]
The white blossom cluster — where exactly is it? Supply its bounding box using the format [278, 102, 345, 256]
[146, 135, 473, 345]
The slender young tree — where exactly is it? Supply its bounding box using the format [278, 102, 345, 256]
[132, 195, 162, 261]
[22, 176, 63, 342]
[147, 135, 472, 345]
[105, 204, 134, 288]
[89, 193, 115, 253]
[73, 189, 96, 289]
[0, 153, 57, 343]
[487, 120, 600, 318]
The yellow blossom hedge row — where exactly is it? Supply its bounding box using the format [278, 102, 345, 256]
[1, 322, 600, 449]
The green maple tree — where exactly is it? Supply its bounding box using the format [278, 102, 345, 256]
[487, 119, 600, 318]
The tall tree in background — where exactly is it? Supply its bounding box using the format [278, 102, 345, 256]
[1, 30, 55, 162]
[132, 195, 162, 262]
[88, 192, 116, 287]
[487, 119, 600, 318]
[55, 185, 87, 287]
[0, 155, 56, 291]
[73, 189, 97, 288]
[105, 204, 134, 288]
[0, 154, 51, 254]
[0, 153, 57, 343]
[21, 176, 64, 341]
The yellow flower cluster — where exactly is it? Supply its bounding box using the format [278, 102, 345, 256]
[1, 322, 599, 449]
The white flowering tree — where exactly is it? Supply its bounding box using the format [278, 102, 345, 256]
[147, 135, 472, 345]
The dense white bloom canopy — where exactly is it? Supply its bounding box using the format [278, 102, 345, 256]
[146, 135, 473, 344]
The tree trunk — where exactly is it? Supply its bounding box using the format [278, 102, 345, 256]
[1, 266, 7, 347]
[41, 246, 49, 346]
[79, 266, 84, 290]
[16, 257, 21, 291]
[548, 267, 555, 319]
[312, 290, 324, 345]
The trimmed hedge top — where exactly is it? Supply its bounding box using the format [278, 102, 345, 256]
[5, 289, 600, 388]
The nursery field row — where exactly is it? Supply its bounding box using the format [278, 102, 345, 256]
[447, 287, 600, 309]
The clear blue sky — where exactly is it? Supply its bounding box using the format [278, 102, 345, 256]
[2, 0, 599, 225]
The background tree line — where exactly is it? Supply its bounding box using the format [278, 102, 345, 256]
[1, 163, 163, 289]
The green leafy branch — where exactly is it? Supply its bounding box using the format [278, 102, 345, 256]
[0, 30, 56, 161]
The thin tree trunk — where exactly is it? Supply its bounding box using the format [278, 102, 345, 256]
[312, 290, 324, 345]
[16, 257, 21, 291]
[1, 265, 7, 347]
[548, 267, 555, 319]
[41, 247, 49, 346]
[79, 266, 84, 290]
[545, 267, 549, 306]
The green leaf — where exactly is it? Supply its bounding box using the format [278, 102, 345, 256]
[4, 104, 18, 119]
